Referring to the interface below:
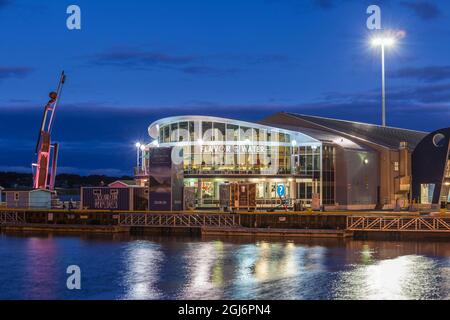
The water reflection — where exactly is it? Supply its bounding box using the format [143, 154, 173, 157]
[180, 241, 225, 299]
[333, 254, 443, 300]
[121, 241, 163, 299]
[24, 236, 59, 300]
[2, 232, 450, 300]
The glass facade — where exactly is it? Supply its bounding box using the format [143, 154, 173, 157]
[147, 116, 336, 208]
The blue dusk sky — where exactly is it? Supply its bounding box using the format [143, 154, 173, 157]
[0, 0, 449, 176]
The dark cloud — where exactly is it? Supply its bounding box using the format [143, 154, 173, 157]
[181, 66, 240, 76]
[90, 49, 198, 68]
[90, 48, 238, 77]
[393, 66, 450, 82]
[324, 82, 450, 105]
[400, 1, 441, 20]
[89, 48, 290, 77]
[393, 83, 450, 103]
[0, 67, 33, 79]
[314, 0, 334, 9]
[0, 0, 11, 9]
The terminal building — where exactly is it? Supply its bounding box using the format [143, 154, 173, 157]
[136, 112, 449, 211]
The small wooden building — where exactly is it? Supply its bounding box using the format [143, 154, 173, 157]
[4, 189, 52, 209]
[81, 180, 149, 211]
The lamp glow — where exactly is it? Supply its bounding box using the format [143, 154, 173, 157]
[135, 142, 142, 148]
[371, 37, 396, 47]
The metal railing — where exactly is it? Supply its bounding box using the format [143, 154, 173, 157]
[118, 213, 240, 228]
[0, 211, 25, 225]
[347, 216, 450, 232]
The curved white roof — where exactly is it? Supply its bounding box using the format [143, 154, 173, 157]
[148, 115, 320, 144]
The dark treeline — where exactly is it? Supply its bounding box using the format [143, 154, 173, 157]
[0, 172, 133, 189]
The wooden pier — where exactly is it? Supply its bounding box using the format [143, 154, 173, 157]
[1, 209, 450, 239]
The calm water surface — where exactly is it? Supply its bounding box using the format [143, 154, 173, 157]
[1, 232, 450, 300]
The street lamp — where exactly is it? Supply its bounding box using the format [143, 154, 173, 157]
[371, 35, 396, 127]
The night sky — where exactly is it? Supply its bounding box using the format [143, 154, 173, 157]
[0, 0, 449, 176]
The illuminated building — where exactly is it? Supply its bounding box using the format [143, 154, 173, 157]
[136, 113, 434, 210]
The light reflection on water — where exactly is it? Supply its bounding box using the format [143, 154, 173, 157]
[1, 232, 450, 300]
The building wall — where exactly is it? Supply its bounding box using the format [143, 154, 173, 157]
[412, 128, 450, 205]
[29, 190, 51, 209]
[5, 191, 29, 209]
[335, 147, 378, 208]
[81, 188, 131, 210]
[260, 112, 417, 208]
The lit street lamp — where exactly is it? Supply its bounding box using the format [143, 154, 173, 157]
[371, 35, 396, 127]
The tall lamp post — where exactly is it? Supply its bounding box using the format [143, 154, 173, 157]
[371, 36, 396, 127]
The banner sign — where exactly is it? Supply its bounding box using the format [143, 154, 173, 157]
[149, 148, 173, 211]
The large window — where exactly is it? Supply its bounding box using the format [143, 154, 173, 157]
[155, 119, 321, 176]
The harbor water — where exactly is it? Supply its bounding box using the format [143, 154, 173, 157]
[1, 232, 450, 300]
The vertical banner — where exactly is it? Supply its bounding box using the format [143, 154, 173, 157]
[148, 147, 184, 211]
[149, 148, 173, 211]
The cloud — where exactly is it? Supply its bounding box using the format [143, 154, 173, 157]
[393, 66, 450, 82]
[88, 47, 290, 77]
[181, 66, 240, 76]
[314, 0, 334, 9]
[0, 67, 33, 79]
[0, 0, 11, 10]
[89, 48, 242, 77]
[400, 1, 441, 20]
[91, 48, 197, 68]
[324, 82, 450, 105]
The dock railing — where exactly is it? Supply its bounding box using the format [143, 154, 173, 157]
[118, 212, 240, 228]
[347, 216, 450, 232]
[0, 211, 26, 225]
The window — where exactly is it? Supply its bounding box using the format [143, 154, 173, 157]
[93, 189, 101, 196]
[163, 126, 170, 143]
[14, 192, 19, 201]
[214, 122, 225, 142]
[226, 124, 238, 142]
[394, 162, 399, 172]
[202, 122, 213, 141]
[420, 184, 435, 204]
[179, 122, 189, 142]
[170, 123, 179, 142]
